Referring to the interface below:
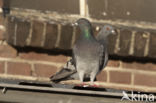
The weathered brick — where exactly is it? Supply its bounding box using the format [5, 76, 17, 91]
[0, 45, 17, 58]
[107, 60, 120, 67]
[30, 21, 44, 47]
[34, 64, 58, 78]
[19, 52, 68, 63]
[5, 16, 16, 44]
[0, 29, 4, 40]
[0, 0, 3, 7]
[109, 70, 131, 84]
[134, 73, 156, 87]
[9, 0, 79, 14]
[149, 32, 156, 58]
[74, 27, 81, 43]
[88, 0, 156, 23]
[122, 61, 156, 71]
[0, 61, 4, 74]
[44, 23, 58, 49]
[59, 24, 73, 49]
[118, 29, 132, 56]
[16, 20, 30, 46]
[108, 31, 118, 54]
[97, 70, 107, 82]
[134, 32, 147, 57]
[7, 62, 31, 76]
[0, 15, 4, 25]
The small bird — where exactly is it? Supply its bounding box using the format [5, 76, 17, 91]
[50, 19, 116, 84]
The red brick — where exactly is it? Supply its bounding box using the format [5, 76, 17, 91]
[0, 45, 17, 58]
[0, 61, 4, 74]
[34, 64, 58, 78]
[0, 15, 4, 25]
[134, 73, 156, 87]
[19, 52, 68, 63]
[0, 15, 4, 40]
[0, 0, 3, 7]
[109, 70, 131, 84]
[122, 61, 156, 71]
[0, 29, 4, 40]
[7, 62, 31, 76]
[30, 21, 44, 47]
[59, 24, 73, 49]
[107, 60, 120, 67]
[97, 70, 107, 82]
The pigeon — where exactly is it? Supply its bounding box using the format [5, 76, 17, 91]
[50, 20, 116, 83]
[95, 25, 116, 70]
[50, 59, 78, 83]
[72, 18, 107, 83]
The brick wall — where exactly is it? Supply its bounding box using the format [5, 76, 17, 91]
[0, 0, 156, 93]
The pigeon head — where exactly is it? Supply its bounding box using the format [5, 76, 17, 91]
[76, 18, 93, 39]
[97, 25, 116, 38]
[101, 25, 116, 36]
[96, 25, 116, 44]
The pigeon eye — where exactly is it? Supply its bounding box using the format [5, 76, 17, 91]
[106, 27, 110, 31]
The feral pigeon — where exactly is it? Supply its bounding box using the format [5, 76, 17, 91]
[50, 59, 78, 82]
[50, 20, 116, 83]
[73, 18, 106, 83]
[96, 25, 116, 71]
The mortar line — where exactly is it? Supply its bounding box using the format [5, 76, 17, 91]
[4, 61, 7, 74]
[71, 26, 76, 47]
[0, 57, 64, 68]
[26, 21, 33, 46]
[144, 32, 150, 57]
[114, 29, 120, 53]
[10, 8, 156, 30]
[14, 23, 17, 45]
[105, 67, 156, 75]
[41, 22, 47, 47]
[129, 31, 136, 55]
[131, 73, 134, 86]
[55, 24, 61, 47]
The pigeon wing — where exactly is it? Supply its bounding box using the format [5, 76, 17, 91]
[99, 44, 108, 72]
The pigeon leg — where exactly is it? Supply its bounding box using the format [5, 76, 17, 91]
[90, 72, 96, 83]
[78, 71, 84, 83]
[90, 72, 99, 87]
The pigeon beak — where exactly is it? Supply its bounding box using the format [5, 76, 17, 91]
[111, 29, 117, 35]
[72, 22, 78, 26]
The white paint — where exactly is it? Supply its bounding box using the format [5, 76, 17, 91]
[14, 23, 17, 45]
[71, 26, 76, 47]
[41, 23, 47, 47]
[126, 11, 131, 16]
[102, 12, 107, 16]
[55, 24, 61, 47]
[96, 26, 100, 31]
[79, 0, 86, 16]
[26, 22, 33, 46]
[144, 32, 150, 57]
[0, 25, 5, 31]
[10, 8, 156, 30]
[0, 8, 2, 13]
[114, 29, 120, 53]
[129, 31, 136, 55]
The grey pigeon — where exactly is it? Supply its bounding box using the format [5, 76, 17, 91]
[50, 59, 78, 82]
[96, 25, 116, 70]
[50, 20, 116, 83]
[73, 18, 106, 83]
